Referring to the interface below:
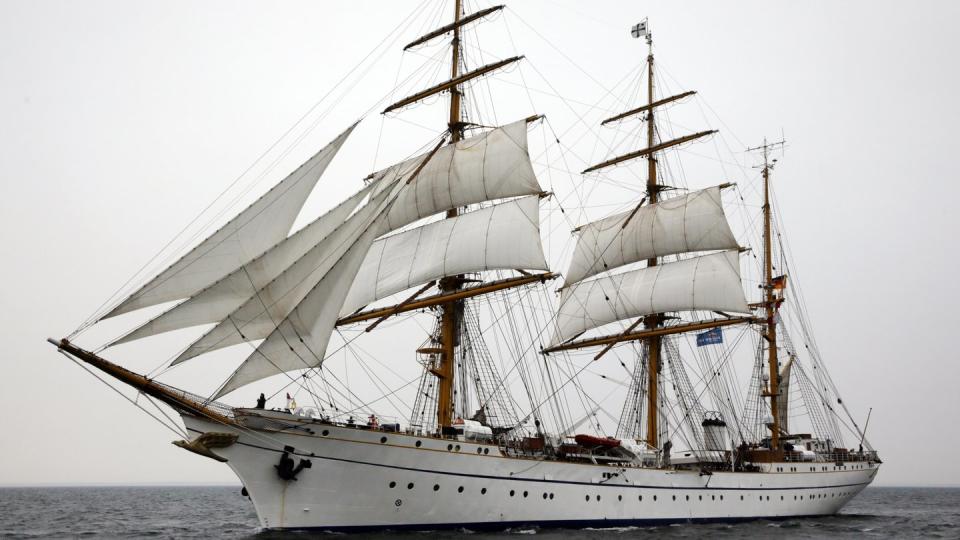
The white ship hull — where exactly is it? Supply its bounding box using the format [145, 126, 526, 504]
[183, 415, 880, 532]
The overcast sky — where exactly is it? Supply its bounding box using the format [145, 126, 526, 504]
[2, 0, 959, 488]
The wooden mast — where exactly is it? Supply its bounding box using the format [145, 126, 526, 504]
[762, 141, 779, 450]
[748, 137, 786, 451]
[436, 0, 464, 431]
[642, 28, 662, 452]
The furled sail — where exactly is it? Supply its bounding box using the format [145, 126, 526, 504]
[564, 186, 738, 286]
[109, 182, 378, 346]
[102, 122, 359, 319]
[341, 195, 548, 316]
[550, 250, 750, 346]
[371, 117, 541, 232]
[171, 184, 396, 364]
[778, 354, 795, 433]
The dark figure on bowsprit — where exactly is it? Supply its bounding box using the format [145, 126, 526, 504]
[256, 393, 266, 409]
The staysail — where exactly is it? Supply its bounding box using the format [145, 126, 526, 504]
[109, 182, 378, 346]
[102, 122, 359, 319]
[341, 195, 548, 316]
[551, 250, 750, 346]
[564, 186, 738, 285]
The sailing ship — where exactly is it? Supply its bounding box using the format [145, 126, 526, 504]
[48, 2, 880, 532]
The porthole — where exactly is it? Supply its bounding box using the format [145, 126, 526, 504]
[523, 491, 528, 498]
[585, 495, 590, 501]
[477, 448, 482, 454]
[380, 436, 387, 444]
[766, 496, 770, 501]
[720, 495, 724, 501]
[321, 430, 329, 436]
[455, 445, 461, 451]
[542, 493, 548, 499]
[711, 495, 715, 501]
[389, 481, 396, 488]
[781, 495, 784, 500]
[407, 483, 414, 490]
[698, 495, 702, 501]
[685, 495, 690, 501]
[672, 495, 676, 501]
[415, 440, 422, 448]
[549, 493, 554, 500]
[618, 495, 622, 501]
[740, 495, 744, 500]
[639, 495, 643, 502]
[458, 486, 464, 493]
[481, 488, 487, 494]
[653, 495, 657, 501]
[510, 490, 515, 497]
[433, 484, 440, 491]
[447, 444, 453, 451]
[483, 448, 489, 455]
[597, 495, 601, 502]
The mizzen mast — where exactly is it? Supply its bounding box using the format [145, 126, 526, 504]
[747, 137, 787, 451]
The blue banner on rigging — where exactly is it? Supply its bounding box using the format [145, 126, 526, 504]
[696, 327, 723, 347]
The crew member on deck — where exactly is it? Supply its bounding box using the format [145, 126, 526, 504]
[256, 393, 266, 409]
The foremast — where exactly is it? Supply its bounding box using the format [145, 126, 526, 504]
[376, 2, 550, 434]
[436, 0, 465, 433]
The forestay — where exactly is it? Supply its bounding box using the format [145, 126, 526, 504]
[371, 118, 541, 232]
[564, 186, 738, 286]
[109, 183, 378, 346]
[103, 122, 359, 319]
[341, 195, 548, 316]
[550, 250, 750, 346]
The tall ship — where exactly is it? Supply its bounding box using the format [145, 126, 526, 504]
[49, 2, 879, 532]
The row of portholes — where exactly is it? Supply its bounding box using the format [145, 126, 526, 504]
[388, 482, 488, 495]
[508, 490, 555, 500]
[387, 482, 853, 503]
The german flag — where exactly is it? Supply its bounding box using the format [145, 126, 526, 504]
[771, 275, 787, 290]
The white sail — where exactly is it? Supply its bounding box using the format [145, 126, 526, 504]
[564, 186, 738, 286]
[550, 250, 749, 346]
[372, 118, 541, 232]
[103, 122, 359, 319]
[213, 175, 414, 398]
[341, 195, 548, 316]
[109, 183, 377, 346]
[171, 185, 396, 365]
[214, 217, 386, 398]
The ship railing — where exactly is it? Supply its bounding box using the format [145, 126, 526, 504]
[782, 450, 879, 463]
[154, 380, 236, 421]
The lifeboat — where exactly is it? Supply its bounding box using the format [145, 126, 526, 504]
[574, 434, 621, 448]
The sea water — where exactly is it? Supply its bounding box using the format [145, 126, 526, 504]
[0, 486, 956, 538]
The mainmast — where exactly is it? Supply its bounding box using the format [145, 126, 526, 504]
[748, 137, 786, 451]
[642, 27, 662, 451]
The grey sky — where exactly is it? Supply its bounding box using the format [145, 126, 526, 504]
[1, 0, 958, 488]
